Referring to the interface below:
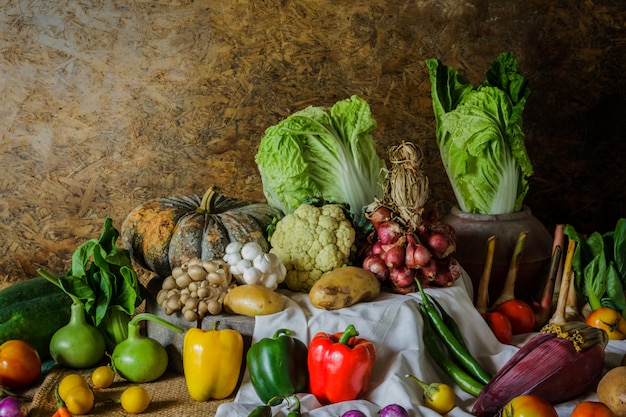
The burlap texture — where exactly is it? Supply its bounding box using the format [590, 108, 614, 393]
[26, 365, 232, 417]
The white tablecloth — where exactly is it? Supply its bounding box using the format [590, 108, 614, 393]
[216, 272, 626, 417]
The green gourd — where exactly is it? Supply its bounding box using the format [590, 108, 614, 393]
[111, 313, 184, 383]
[49, 301, 106, 368]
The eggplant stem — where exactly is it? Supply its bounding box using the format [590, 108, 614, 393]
[549, 240, 576, 324]
[493, 231, 528, 307]
[475, 235, 497, 315]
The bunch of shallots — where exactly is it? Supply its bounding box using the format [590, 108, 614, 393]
[361, 142, 461, 294]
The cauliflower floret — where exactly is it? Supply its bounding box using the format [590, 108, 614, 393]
[269, 203, 356, 292]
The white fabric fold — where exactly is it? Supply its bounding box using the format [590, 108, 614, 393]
[216, 272, 626, 417]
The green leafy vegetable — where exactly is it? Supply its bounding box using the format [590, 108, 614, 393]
[427, 52, 533, 214]
[564, 218, 626, 315]
[254, 95, 387, 231]
[38, 218, 146, 350]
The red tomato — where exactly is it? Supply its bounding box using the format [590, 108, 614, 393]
[502, 395, 558, 417]
[485, 311, 513, 344]
[0, 340, 42, 389]
[571, 401, 616, 417]
[495, 299, 536, 335]
[585, 307, 626, 340]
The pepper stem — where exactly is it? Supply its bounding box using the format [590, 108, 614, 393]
[273, 328, 292, 339]
[338, 324, 359, 345]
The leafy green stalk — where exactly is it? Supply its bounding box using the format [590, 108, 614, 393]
[427, 52, 533, 215]
[38, 218, 146, 351]
[565, 220, 626, 315]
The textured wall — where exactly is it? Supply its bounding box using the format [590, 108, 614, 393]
[1, 0, 624, 284]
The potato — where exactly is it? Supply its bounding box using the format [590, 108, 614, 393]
[597, 366, 626, 417]
[223, 284, 285, 316]
[309, 266, 381, 310]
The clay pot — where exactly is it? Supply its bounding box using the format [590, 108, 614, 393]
[442, 206, 553, 304]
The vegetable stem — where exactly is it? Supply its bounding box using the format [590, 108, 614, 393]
[493, 231, 528, 307]
[476, 235, 497, 315]
[549, 240, 576, 324]
[338, 324, 359, 345]
[532, 244, 562, 328]
[129, 313, 185, 334]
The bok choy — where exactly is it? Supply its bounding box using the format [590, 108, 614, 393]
[38, 218, 146, 351]
[427, 52, 533, 215]
[564, 218, 626, 315]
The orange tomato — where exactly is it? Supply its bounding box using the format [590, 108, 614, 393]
[0, 340, 41, 389]
[585, 307, 626, 340]
[502, 395, 558, 417]
[571, 401, 616, 417]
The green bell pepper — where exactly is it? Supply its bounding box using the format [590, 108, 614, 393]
[246, 328, 309, 404]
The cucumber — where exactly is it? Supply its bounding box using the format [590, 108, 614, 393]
[0, 277, 73, 359]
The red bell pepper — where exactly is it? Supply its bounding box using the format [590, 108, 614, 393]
[307, 324, 376, 404]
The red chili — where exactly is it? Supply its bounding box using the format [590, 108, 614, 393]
[307, 324, 376, 404]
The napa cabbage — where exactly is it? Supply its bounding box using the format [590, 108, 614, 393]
[254, 95, 387, 230]
[427, 52, 534, 215]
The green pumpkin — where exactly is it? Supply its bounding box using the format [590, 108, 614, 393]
[121, 186, 282, 277]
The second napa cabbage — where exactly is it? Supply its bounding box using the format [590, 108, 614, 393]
[427, 52, 534, 215]
[254, 95, 387, 230]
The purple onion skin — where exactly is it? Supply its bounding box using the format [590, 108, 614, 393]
[380, 404, 410, 417]
[341, 411, 367, 417]
[0, 397, 28, 417]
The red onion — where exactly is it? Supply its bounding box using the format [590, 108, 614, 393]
[362, 255, 389, 282]
[426, 232, 454, 259]
[376, 221, 403, 245]
[389, 265, 414, 288]
[382, 244, 405, 269]
[420, 259, 438, 279]
[366, 205, 393, 231]
[420, 222, 456, 259]
[405, 234, 432, 268]
[370, 241, 383, 256]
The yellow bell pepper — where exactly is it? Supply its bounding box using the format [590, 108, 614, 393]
[183, 321, 244, 401]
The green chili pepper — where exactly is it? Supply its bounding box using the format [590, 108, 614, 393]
[416, 280, 492, 385]
[247, 405, 272, 417]
[419, 304, 485, 397]
[429, 296, 468, 350]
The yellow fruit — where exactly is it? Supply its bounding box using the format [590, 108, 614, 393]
[64, 385, 95, 415]
[91, 365, 115, 389]
[58, 373, 89, 401]
[121, 386, 151, 414]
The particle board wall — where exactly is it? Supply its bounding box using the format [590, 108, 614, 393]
[1, 0, 625, 286]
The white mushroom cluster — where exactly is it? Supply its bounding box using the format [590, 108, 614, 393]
[156, 258, 236, 322]
[223, 241, 287, 290]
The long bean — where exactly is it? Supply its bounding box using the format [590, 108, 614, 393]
[417, 281, 492, 385]
[419, 304, 485, 397]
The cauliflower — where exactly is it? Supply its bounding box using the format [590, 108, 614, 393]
[269, 203, 356, 292]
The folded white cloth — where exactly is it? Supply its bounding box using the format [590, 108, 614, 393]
[216, 272, 626, 417]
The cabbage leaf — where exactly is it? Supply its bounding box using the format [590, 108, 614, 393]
[427, 52, 533, 214]
[254, 95, 387, 230]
